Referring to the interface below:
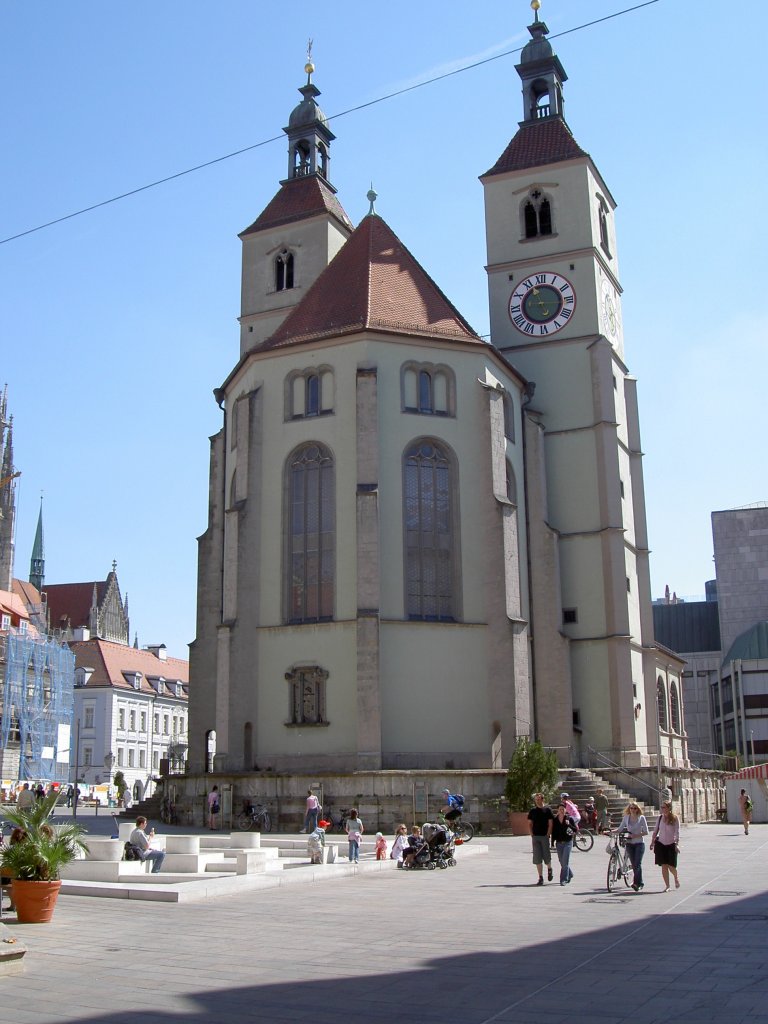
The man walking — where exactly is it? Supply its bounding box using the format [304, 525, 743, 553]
[595, 787, 610, 833]
[528, 793, 554, 885]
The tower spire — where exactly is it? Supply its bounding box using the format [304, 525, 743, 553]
[284, 50, 336, 184]
[516, 0, 568, 124]
[29, 494, 45, 592]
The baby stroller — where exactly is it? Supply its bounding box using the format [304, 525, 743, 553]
[423, 823, 457, 869]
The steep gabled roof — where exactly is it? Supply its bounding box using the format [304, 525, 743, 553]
[45, 582, 104, 631]
[482, 117, 588, 177]
[262, 213, 483, 351]
[239, 175, 353, 236]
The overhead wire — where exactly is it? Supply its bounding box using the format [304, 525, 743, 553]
[0, 0, 661, 247]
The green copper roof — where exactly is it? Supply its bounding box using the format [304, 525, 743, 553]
[723, 621, 768, 665]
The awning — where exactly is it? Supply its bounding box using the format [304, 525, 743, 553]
[725, 763, 768, 781]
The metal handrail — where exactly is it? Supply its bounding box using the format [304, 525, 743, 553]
[586, 746, 664, 798]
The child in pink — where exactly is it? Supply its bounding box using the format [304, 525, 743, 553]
[375, 832, 387, 860]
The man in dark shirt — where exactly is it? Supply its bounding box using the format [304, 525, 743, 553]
[528, 793, 554, 885]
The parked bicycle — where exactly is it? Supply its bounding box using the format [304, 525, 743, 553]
[160, 795, 178, 825]
[236, 802, 272, 832]
[605, 829, 633, 891]
[572, 824, 594, 852]
[322, 806, 351, 833]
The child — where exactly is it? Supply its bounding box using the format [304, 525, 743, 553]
[375, 832, 387, 860]
[345, 808, 364, 863]
[307, 824, 326, 864]
[390, 824, 409, 866]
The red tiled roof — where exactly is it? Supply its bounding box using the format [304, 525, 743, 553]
[70, 638, 189, 696]
[0, 588, 29, 623]
[483, 117, 588, 177]
[239, 175, 353, 236]
[12, 578, 42, 607]
[45, 582, 103, 632]
[262, 214, 482, 351]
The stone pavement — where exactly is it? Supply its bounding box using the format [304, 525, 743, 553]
[1, 823, 767, 1024]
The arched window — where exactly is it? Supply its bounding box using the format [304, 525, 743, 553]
[317, 141, 328, 178]
[670, 682, 681, 734]
[522, 190, 553, 239]
[657, 677, 668, 732]
[403, 440, 458, 621]
[305, 374, 320, 416]
[401, 363, 455, 416]
[275, 250, 294, 291]
[597, 196, 611, 256]
[293, 140, 311, 177]
[285, 443, 335, 623]
[503, 394, 515, 442]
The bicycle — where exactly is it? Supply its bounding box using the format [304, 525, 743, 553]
[236, 802, 272, 832]
[160, 796, 178, 825]
[322, 806, 350, 833]
[438, 812, 474, 843]
[605, 829, 633, 891]
[572, 824, 594, 852]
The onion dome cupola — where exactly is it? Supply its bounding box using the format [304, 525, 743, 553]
[284, 56, 335, 185]
[516, 0, 568, 124]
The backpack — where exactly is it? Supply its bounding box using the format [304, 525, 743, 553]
[124, 841, 144, 861]
[453, 794, 465, 810]
[745, 797, 753, 812]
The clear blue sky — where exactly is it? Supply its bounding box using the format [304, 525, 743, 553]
[2, 1, 766, 658]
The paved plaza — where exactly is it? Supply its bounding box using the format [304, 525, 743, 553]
[2, 822, 767, 1024]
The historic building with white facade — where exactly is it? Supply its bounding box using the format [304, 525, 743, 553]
[189, 9, 688, 778]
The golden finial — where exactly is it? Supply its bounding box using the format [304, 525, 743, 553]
[531, 0, 541, 20]
[305, 38, 315, 80]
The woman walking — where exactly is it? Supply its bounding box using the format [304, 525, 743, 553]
[650, 801, 680, 891]
[551, 802, 577, 885]
[619, 802, 649, 891]
[301, 790, 320, 834]
[207, 785, 220, 830]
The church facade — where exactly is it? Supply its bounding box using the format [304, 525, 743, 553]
[189, 11, 687, 776]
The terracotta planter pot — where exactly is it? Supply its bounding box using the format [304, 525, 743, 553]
[508, 811, 530, 836]
[11, 879, 62, 923]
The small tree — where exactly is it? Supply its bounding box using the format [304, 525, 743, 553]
[113, 770, 127, 797]
[504, 737, 560, 812]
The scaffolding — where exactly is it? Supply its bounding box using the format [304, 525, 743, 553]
[0, 631, 75, 782]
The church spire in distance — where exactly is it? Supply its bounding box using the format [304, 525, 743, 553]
[516, 0, 568, 124]
[29, 494, 45, 592]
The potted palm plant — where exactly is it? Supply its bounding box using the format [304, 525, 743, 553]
[1, 790, 88, 923]
[504, 738, 560, 835]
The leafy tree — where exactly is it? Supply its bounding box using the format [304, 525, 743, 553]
[113, 770, 127, 797]
[504, 737, 560, 812]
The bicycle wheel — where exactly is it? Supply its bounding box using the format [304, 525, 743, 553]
[606, 850, 620, 891]
[455, 820, 474, 843]
[573, 829, 594, 852]
[259, 812, 272, 833]
[622, 854, 633, 887]
[236, 812, 254, 831]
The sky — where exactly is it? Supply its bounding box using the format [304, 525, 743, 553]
[2, 0, 766, 659]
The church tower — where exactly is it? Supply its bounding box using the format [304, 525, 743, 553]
[236, 57, 353, 355]
[0, 387, 17, 592]
[29, 497, 45, 593]
[481, 1, 657, 763]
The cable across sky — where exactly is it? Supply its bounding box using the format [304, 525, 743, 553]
[0, 0, 661, 247]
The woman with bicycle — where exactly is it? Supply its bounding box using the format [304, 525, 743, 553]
[551, 802, 577, 885]
[650, 802, 680, 891]
[619, 802, 649, 891]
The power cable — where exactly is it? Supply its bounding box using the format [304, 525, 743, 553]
[0, 0, 661, 246]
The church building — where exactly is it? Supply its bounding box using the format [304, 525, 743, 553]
[189, 6, 688, 777]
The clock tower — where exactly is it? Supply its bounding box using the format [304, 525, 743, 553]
[481, 1, 656, 763]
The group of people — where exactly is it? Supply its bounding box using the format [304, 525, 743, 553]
[528, 791, 681, 891]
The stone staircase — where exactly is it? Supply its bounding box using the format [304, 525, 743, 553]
[555, 768, 658, 830]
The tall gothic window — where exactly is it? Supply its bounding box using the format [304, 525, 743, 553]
[670, 682, 681, 734]
[275, 250, 294, 291]
[285, 443, 335, 623]
[403, 440, 457, 621]
[657, 677, 668, 732]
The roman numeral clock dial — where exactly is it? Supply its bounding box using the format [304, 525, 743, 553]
[508, 272, 576, 335]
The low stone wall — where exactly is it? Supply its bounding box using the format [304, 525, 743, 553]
[163, 770, 510, 834]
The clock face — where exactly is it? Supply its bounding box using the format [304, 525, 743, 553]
[601, 280, 619, 338]
[509, 272, 576, 335]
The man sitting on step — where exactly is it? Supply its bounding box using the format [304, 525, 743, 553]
[129, 816, 165, 873]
